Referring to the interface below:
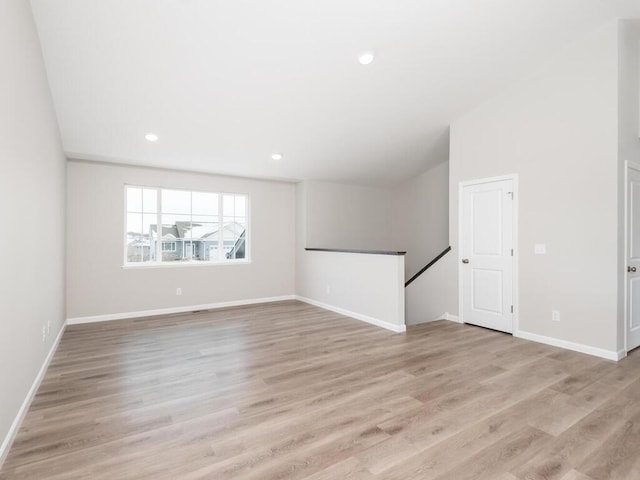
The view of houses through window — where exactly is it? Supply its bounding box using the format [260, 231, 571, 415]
[126, 186, 248, 265]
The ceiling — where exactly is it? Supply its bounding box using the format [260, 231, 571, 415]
[30, 0, 640, 186]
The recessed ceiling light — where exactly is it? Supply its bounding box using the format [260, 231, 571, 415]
[358, 52, 375, 65]
[271, 153, 283, 161]
[145, 133, 159, 142]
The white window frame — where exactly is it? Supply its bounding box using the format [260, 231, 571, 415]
[162, 241, 177, 252]
[123, 185, 251, 268]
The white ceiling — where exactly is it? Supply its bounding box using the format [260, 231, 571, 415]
[30, 0, 640, 186]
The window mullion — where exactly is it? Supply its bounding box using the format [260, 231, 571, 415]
[218, 195, 224, 261]
[157, 189, 162, 263]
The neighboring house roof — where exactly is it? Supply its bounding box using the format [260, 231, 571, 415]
[126, 232, 151, 246]
[149, 222, 245, 242]
[149, 224, 179, 239]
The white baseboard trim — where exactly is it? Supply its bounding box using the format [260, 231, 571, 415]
[66, 295, 297, 325]
[405, 312, 461, 326]
[443, 312, 461, 323]
[514, 329, 623, 361]
[295, 296, 406, 333]
[0, 322, 66, 467]
[406, 317, 439, 326]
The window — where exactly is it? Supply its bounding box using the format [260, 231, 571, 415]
[125, 186, 249, 266]
[162, 241, 177, 252]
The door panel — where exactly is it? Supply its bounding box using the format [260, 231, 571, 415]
[627, 165, 640, 351]
[472, 190, 503, 256]
[472, 269, 503, 314]
[631, 182, 640, 259]
[461, 179, 514, 333]
[630, 277, 640, 330]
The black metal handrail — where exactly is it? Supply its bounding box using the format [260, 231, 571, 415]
[404, 246, 452, 287]
[305, 248, 406, 256]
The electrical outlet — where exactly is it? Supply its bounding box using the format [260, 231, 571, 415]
[552, 310, 560, 322]
[326, 285, 331, 294]
[534, 244, 547, 255]
[176, 287, 182, 296]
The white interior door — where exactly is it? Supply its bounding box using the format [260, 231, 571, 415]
[461, 178, 514, 333]
[627, 163, 640, 352]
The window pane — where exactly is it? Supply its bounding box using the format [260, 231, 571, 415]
[208, 244, 223, 262]
[142, 188, 157, 213]
[189, 223, 219, 261]
[162, 189, 191, 214]
[161, 240, 195, 262]
[223, 195, 235, 216]
[127, 187, 142, 212]
[143, 214, 156, 261]
[126, 213, 144, 263]
[160, 215, 190, 237]
[160, 214, 189, 262]
[227, 225, 246, 259]
[190, 222, 218, 241]
[234, 196, 246, 216]
[192, 214, 217, 223]
[127, 212, 142, 233]
[192, 192, 218, 216]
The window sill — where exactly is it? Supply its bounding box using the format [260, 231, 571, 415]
[122, 259, 252, 269]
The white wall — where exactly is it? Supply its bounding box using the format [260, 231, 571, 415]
[66, 161, 295, 319]
[405, 252, 457, 325]
[618, 20, 640, 351]
[391, 161, 449, 279]
[449, 22, 620, 353]
[0, 0, 66, 462]
[298, 251, 406, 331]
[305, 181, 392, 251]
[295, 182, 405, 330]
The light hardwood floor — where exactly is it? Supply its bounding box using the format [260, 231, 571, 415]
[1, 300, 640, 479]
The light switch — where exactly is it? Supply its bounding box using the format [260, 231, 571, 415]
[534, 244, 547, 255]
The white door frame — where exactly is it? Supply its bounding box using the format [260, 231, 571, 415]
[458, 174, 519, 334]
[623, 160, 640, 355]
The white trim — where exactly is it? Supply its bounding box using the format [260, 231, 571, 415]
[66, 295, 296, 325]
[122, 259, 251, 269]
[458, 174, 519, 333]
[514, 329, 623, 361]
[406, 319, 434, 326]
[295, 296, 406, 333]
[406, 317, 440, 326]
[0, 323, 66, 467]
[124, 185, 251, 266]
[443, 312, 461, 323]
[624, 160, 640, 354]
[406, 312, 460, 326]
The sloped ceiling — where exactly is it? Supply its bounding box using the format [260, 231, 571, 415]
[30, 0, 640, 186]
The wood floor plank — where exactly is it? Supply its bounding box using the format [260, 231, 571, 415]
[1, 301, 639, 480]
[374, 388, 564, 479]
[431, 426, 551, 480]
[303, 457, 375, 480]
[558, 470, 596, 480]
[512, 377, 640, 480]
[575, 409, 640, 480]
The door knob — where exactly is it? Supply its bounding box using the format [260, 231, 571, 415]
[462, 259, 470, 264]
[628, 266, 637, 273]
